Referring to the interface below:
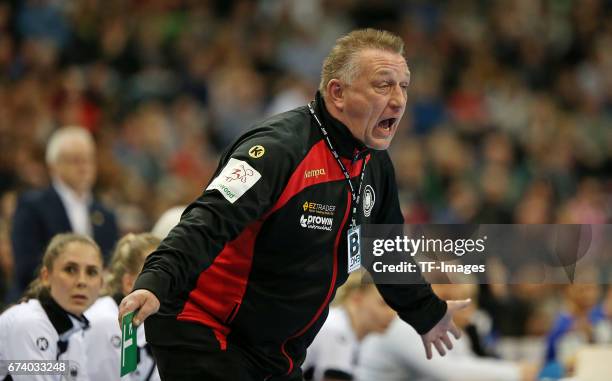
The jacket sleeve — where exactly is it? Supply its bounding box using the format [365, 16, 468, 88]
[383, 319, 521, 381]
[5, 315, 59, 381]
[134, 129, 294, 302]
[11, 195, 46, 294]
[371, 153, 447, 335]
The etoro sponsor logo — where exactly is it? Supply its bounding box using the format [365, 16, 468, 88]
[304, 168, 326, 179]
[302, 201, 336, 216]
[300, 214, 333, 231]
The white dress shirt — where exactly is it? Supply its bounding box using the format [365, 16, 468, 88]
[53, 178, 92, 237]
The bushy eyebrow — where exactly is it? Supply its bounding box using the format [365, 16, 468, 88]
[373, 69, 411, 81]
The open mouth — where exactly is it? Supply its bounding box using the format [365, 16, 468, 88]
[377, 118, 397, 131]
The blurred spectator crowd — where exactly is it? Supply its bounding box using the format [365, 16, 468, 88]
[0, 0, 611, 376]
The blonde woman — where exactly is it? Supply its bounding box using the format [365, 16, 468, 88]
[0, 233, 104, 381]
[356, 283, 538, 381]
[84, 233, 160, 381]
[302, 272, 396, 381]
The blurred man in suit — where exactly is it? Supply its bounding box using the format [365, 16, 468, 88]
[11, 126, 118, 298]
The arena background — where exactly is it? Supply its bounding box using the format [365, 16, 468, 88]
[0, 0, 611, 379]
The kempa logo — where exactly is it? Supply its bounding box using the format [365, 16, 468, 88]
[304, 168, 326, 179]
[300, 214, 333, 231]
[36, 337, 49, 351]
[248, 145, 265, 158]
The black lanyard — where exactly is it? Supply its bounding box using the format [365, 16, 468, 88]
[308, 102, 368, 228]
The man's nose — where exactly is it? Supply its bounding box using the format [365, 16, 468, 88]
[389, 85, 406, 112]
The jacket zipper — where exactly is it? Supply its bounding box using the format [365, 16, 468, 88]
[277, 190, 352, 376]
[225, 302, 241, 324]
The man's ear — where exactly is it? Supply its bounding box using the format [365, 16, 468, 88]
[325, 79, 345, 112]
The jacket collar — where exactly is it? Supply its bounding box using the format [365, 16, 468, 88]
[39, 289, 90, 336]
[313, 91, 369, 159]
[52, 177, 92, 206]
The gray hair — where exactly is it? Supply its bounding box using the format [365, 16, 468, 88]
[319, 29, 405, 96]
[46, 126, 95, 165]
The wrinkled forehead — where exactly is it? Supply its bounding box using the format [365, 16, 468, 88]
[356, 49, 410, 80]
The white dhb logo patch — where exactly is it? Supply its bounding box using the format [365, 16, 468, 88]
[207, 158, 262, 203]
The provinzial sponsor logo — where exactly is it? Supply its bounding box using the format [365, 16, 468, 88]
[300, 214, 333, 231]
[304, 168, 326, 179]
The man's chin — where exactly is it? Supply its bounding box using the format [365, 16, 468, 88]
[73, 183, 94, 194]
[365, 138, 393, 151]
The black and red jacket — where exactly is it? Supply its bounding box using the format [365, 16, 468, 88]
[134, 92, 447, 378]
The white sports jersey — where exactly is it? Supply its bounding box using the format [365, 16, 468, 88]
[84, 296, 159, 381]
[0, 297, 90, 381]
[302, 307, 358, 381]
[356, 317, 521, 381]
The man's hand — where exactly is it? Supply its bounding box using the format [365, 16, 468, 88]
[420, 299, 471, 359]
[118, 289, 160, 327]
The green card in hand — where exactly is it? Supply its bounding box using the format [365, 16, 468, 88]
[120, 311, 138, 376]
